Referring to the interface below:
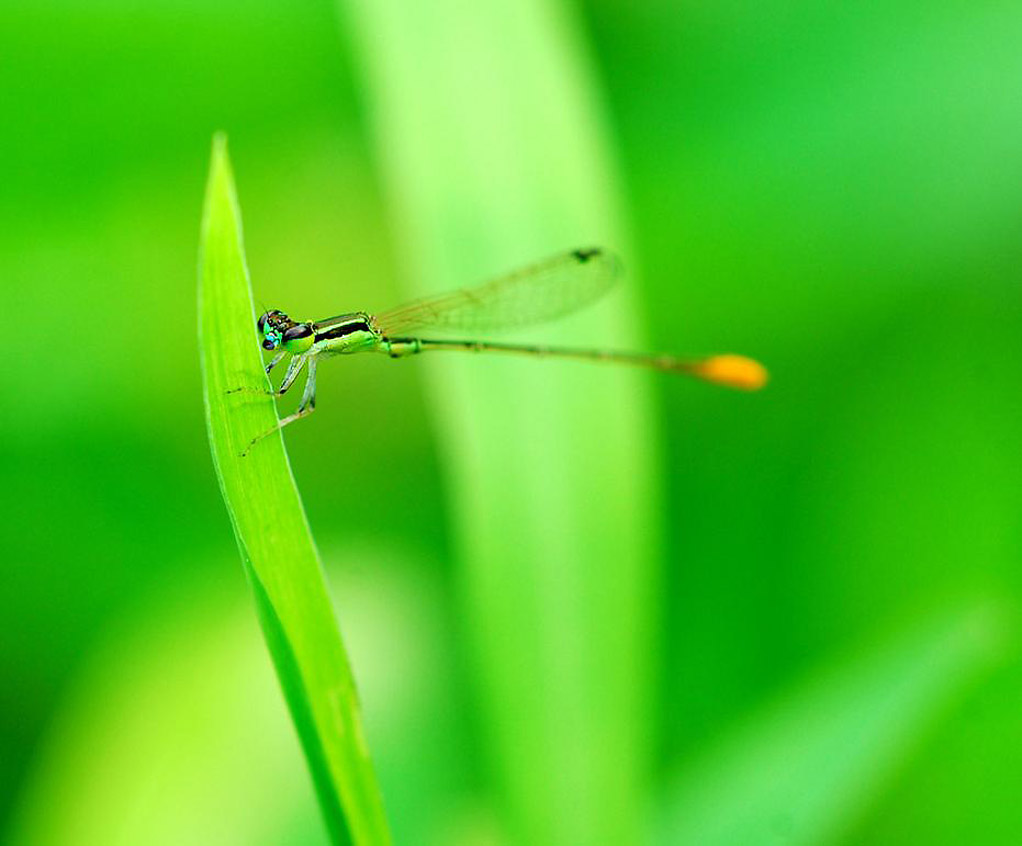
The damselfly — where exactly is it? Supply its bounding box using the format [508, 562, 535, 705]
[234, 248, 767, 454]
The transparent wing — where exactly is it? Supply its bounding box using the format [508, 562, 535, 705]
[374, 248, 622, 337]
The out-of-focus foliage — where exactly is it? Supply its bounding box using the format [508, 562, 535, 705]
[2, 0, 1020, 844]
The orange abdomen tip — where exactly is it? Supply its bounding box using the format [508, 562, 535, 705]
[692, 354, 769, 391]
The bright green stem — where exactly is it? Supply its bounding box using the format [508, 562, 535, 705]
[198, 135, 391, 846]
[339, 2, 661, 844]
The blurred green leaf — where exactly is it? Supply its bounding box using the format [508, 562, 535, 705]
[340, 0, 661, 843]
[655, 602, 1005, 846]
[6, 578, 328, 846]
[199, 135, 390, 846]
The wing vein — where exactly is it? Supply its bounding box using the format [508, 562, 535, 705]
[375, 248, 621, 337]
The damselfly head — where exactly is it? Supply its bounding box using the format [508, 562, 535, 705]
[257, 309, 293, 350]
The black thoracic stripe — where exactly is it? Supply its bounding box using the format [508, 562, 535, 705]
[283, 324, 313, 342]
[315, 320, 370, 342]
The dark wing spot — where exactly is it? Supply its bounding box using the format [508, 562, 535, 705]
[572, 248, 601, 263]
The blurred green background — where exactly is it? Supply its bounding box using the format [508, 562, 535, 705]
[2, 0, 1020, 844]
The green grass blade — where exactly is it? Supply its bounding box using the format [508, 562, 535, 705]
[198, 134, 390, 846]
[655, 602, 1006, 846]
[339, 2, 660, 843]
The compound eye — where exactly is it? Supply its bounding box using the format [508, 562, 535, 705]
[262, 327, 283, 350]
[258, 310, 286, 335]
[283, 324, 313, 342]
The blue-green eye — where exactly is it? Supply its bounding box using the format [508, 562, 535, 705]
[257, 310, 287, 339]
